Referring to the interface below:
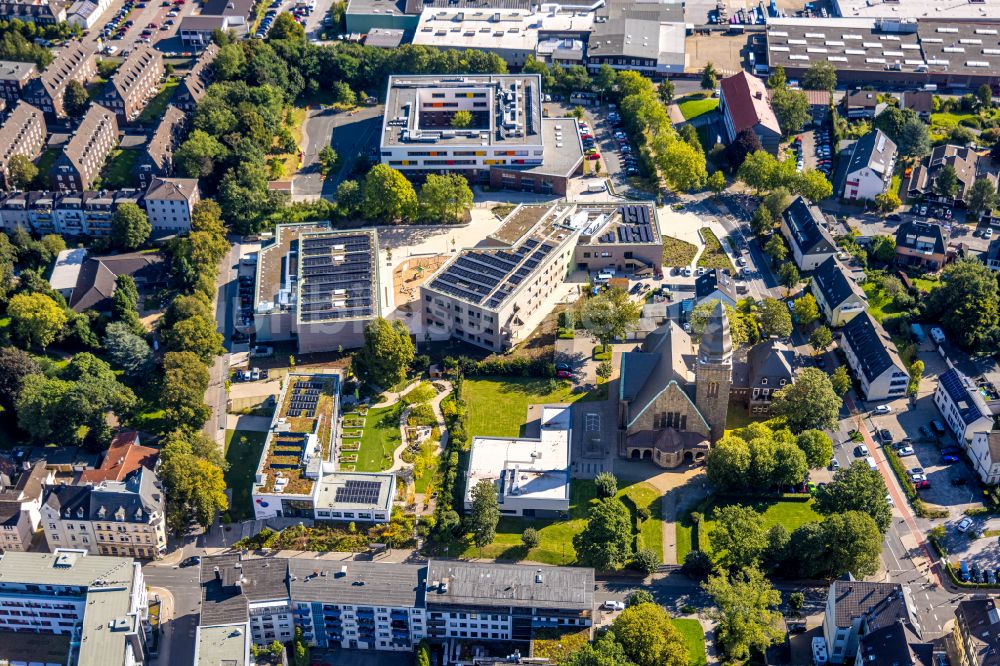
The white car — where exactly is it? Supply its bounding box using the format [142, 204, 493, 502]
[602, 600, 625, 611]
[897, 446, 915, 456]
[910, 473, 927, 483]
[886, 494, 894, 507]
[957, 517, 974, 532]
[855, 444, 870, 457]
[874, 405, 892, 415]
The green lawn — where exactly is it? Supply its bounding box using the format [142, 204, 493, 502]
[451, 479, 664, 566]
[354, 403, 402, 472]
[930, 111, 975, 129]
[33, 147, 60, 187]
[862, 282, 906, 322]
[697, 227, 733, 270]
[138, 77, 178, 123]
[672, 618, 708, 666]
[663, 234, 698, 268]
[223, 429, 268, 521]
[100, 148, 140, 189]
[676, 497, 822, 563]
[723, 406, 769, 437]
[464, 376, 605, 439]
[910, 277, 939, 293]
[677, 94, 719, 121]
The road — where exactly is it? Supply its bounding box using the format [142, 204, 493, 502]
[144, 560, 203, 666]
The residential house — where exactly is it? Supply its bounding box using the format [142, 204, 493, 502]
[952, 598, 1000, 666]
[0, 550, 148, 666]
[142, 176, 200, 232]
[97, 45, 164, 123]
[695, 269, 740, 308]
[0, 0, 66, 24]
[779, 195, 837, 270]
[900, 90, 933, 120]
[64, 250, 167, 312]
[933, 367, 995, 443]
[856, 624, 934, 666]
[50, 104, 119, 191]
[50, 188, 140, 236]
[719, 71, 781, 154]
[79, 431, 159, 484]
[22, 42, 97, 117]
[49, 247, 87, 300]
[174, 43, 219, 111]
[840, 312, 909, 401]
[133, 104, 186, 189]
[895, 220, 947, 271]
[842, 130, 897, 201]
[986, 238, 1000, 272]
[40, 466, 167, 559]
[907, 144, 997, 208]
[968, 431, 1000, 486]
[744, 337, 795, 415]
[811, 256, 868, 327]
[0, 462, 49, 552]
[0, 101, 47, 189]
[823, 577, 915, 664]
[0, 60, 36, 101]
[841, 89, 881, 119]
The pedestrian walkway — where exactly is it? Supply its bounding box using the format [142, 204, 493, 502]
[388, 380, 453, 473]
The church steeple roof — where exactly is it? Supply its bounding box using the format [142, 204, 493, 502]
[699, 301, 732, 364]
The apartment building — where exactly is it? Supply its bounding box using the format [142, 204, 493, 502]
[40, 467, 167, 559]
[253, 225, 380, 352]
[23, 42, 97, 117]
[895, 220, 947, 271]
[842, 130, 897, 201]
[0, 100, 47, 189]
[0, 549, 148, 666]
[933, 367, 996, 443]
[811, 256, 868, 327]
[50, 104, 118, 191]
[0, 462, 50, 552]
[0, 188, 140, 235]
[133, 105, 186, 189]
[143, 176, 200, 232]
[0, 0, 67, 24]
[0, 60, 36, 101]
[199, 554, 594, 653]
[823, 578, 915, 664]
[97, 46, 164, 124]
[840, 312, 909, 401]
[719, 71, 781, 154]
[952, 597, 1000, 666]
[175, 43, 219, 111]
[422, 203, 579, 353]
[780, 196, 837, 271]
[194, 621, 253, 666]
[381, 74, 583, 194]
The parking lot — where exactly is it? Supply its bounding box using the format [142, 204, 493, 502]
[94, 0, 199, 56]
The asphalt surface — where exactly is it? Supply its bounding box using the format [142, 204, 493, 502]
[144, 561, 203, 666]
[294, 104, 382, 199]
[202, 239, 240, 441]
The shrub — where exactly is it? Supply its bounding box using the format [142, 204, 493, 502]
[595, 471, 618, 498]
[960, 117, 982, 129]
[522, 527, 540, 549]
[631, 548, 659, 575]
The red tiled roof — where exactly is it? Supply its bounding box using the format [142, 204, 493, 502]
[721, 71, 781, 136]
[79, 432, 159, 484]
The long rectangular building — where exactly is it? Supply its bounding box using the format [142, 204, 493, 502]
[0, 100, 46, 189]
[97, 45, 164, 124]
[23, 42, 97, 117]
[50, 104, 119, 191]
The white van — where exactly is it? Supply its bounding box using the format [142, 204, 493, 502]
[587, 180, 607, 193]
[596, 270, 615, 283]
[865, 456, 878, 472]
[930, 327, 946, 344]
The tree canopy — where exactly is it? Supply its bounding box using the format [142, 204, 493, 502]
[610, 603, 689, 666]
[815, 460, 892, 533]
[580, 287, 643, 348]
[770, 367, 841, 432]
[703, 566, 783, 663]
[574, 497, 633, 570]
[353, 318, 415, 388]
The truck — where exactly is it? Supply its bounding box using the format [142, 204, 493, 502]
[587, 180, 607, 193]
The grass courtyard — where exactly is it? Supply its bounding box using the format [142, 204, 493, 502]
[676, 496, 822, 563]
[463, 376, 605, 439]
[138, 78, 179, 123]
[696, 227, 733, 270]
[100, 149, 141, 189]
[223, 429, 268, 521]
[861, 281, 907, 323]
[677, 93, 719, 121]
[662, 234, 698, 268]
[673, 618, 708, 666]
[351, 403, 403, 472]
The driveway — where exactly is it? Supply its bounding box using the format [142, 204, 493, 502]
[294, 105, 383, 200]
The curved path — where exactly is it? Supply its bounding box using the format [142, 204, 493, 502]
[389, 380, 453, 473]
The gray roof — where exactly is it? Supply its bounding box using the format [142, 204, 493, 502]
[619, 320, 694, 411]
[289, 560, 425, 608]
[700, 301, 732, 364]
[176, 43, 219, 107]
[27, 42, 94, 102]
[44, 482, 93, 519]
[0, 462, 47, 526]
[695, 269, 739, 305]
[858, 624, 933, 666]
[956, 598, 1000, 666]
[813, 256, 865, 310]
[364, 28, 404, 48]
[425, 560, 594, 611]
[895, 220, 945, 255]
[829, 579, 909, 631]
[781, 196, 836, 259]
[747, 338, 794, 390]
[937, 367, 990, 426]
[139, 105, 186, 174]
[88, 467, 163, 523]
[0, 59, 35, 82]
[194, 623, 251, 666]
[846, 129, 896, 177]
[200, 554, 290, 626]
[841, 312, 905, 383]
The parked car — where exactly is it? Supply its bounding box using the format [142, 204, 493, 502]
[874, 405, 892, 415]
[602, 601, 625, 611]
[914, 479, 931, 489]
[918, 425, 931, 438]
[556, 369, 573, 379]
[897, 446, 915, 456]
[879, 429, 893, 444]
[830, 458, 840, 470]
[931, 420, 946, 435]
[941, 454, 960, 464]
[855, 443, 870, 457]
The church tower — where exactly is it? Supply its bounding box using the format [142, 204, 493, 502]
[695, 302, 732, 442]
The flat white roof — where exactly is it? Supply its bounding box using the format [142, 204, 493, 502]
[466, 405, 571, 505]
[412, 8, 594, 53]
[833, 0, 1000, 19]
[314, 471, 395, 511]
[49, 248, 87, 291]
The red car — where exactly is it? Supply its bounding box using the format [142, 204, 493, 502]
[914, 479, 931, 490]
[586, 153, 601, 160]
[147, 22, 157, 27]
[556, 370, 572, 379]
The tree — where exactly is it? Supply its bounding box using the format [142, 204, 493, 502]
[979, 83, 993, 110]
[162, 313, 223, 364]
[682, 550, 714, 579]
[793, 294, 820, 326]
[967, 178, 998, 221]
[63, 80, 89, 117]
[950, 125, 976, 147]
[451, 110, 473, 128]
[626, 590, 654, 607]
[758, 297, 792, 338]
[318, 146, 339, 176]
[738, 150, 778, 192]
[792, 510, 882, 578]
[594, 64, 617, 98]
[778, 262, 800, 291]
[268, 11, 305, 40]
[7, 154, 38, 189]
[767, 66, 787, 89]
[708, 170, 726, 195]
[175, 130, 228, 178]
[809, 325, 833, 352]
[928, 259, 1000, 351]
[867, 235, 896, 264]
[706, 435, 751, 492]
[771, 367, 841, 432]
[353, 318, 415, 388]
[111, 202, 152, 250]
[704, 566, 783, 663]
[574, 497, 633, 570]
[772, 442, 809, 488]
[874, 190, 901, 213]
[0, 347, 40, 410]
[160, 429, 228, 532]
[419, 173, 473, 223]
[657, 79, 674, 105]
[895, 118, 931, 157]
[794, 169, 833, 202]
[655, 136, 707, 193]
[763, 188, 793, 218]
[581, 287, 642, 349]
[710, 504, 768, 569]
[727, 129, 764, 172]
[701, 62, 718, 90]
[631, 548, 659, 575]
[564, 630, 635, 666]
[468, 478, 499, 549]
[611, 603, 688, 666]
[934, 164, 960, 199]
[771, 86, 810, 136]
[803, 62, 837, 91]
[750, 206, 774, 236]
[161, 351, 211, 432]
[810, 365, 841, 403]
[416, 642, 431, 666]
[597, 359, 613, 379]
[815, 460, 892, 533]
[335, 179, 363, 217]
[291, 627, 310, 666]
[594, 471, 618, 498]
[8, 292, 67, 350]
[363, 164, 417, 222]
[521, 527, 540, 549]
[104, 322, 152, 378]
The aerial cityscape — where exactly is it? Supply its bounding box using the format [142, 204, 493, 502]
[0, 0, 999, 664]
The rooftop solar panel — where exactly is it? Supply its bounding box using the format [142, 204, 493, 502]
[334, 479, 383, 505]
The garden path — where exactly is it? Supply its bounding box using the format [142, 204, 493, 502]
[388, 380, 453, 474]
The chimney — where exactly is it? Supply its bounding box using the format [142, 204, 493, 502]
[755, 91, 762, 100]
